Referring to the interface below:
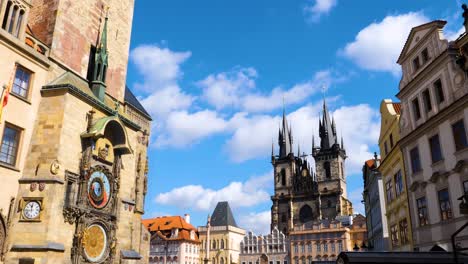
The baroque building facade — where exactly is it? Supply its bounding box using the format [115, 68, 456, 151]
[362, 156, 389, 251]
[239, 228, 289, 264]
[198, 202, 246, 264]
[144, 215, 201, 264]
[397, 19, 468, 251]
[270, 103, 353, 236]
[0, 0, 152, 263]
[377, 99, 413, 251]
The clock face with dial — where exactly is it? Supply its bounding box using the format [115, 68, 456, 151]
[23, 201, 40, 220]
[87, 170, 111, 209]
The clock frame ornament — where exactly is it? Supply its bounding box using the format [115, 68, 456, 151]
[20, 198, 42, 222]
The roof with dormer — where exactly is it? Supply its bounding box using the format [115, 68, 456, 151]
[143, 216, 200, 243]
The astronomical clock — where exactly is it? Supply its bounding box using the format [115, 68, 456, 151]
[63, 113, 131, 264]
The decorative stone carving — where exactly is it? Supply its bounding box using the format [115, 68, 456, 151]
[30, 183, 37, 192]
[50, 160, 61, 175]
[39, 182, 45, 192]
[93, 138, 114, 164]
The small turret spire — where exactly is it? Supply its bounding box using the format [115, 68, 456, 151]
[91, 7, 110, 102]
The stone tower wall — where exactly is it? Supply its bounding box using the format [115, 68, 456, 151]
[28, 0, 135, 101]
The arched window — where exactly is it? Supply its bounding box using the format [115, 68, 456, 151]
[324, 162, 331, 179]
[299, 205, 313, 223]
[281, 168, 286, 186]
[213, 240, 216, 249]
[220, 258, 225, 264]
[281, 214, 287, 223]
[1, 0, 26, 38]
[221, 239, 224, 249]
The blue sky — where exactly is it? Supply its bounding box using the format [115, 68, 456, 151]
[126, 0, 463, 234]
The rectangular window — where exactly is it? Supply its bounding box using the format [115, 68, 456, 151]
[323, 243, 328, 252]
[331, 242, 335, 252]
[0, 125, 21, 166]
[12, 66, 32, 99]
[386, 180, 394, 202]
[390, 134, 394, 148]
[422, 48, 430, 63]
[452, 120, 468, 151]
[384, 141, 388, 155]
[434, 79, 445, 104]
[429, 134, 443, 163]
[410, 147, 422, 173]
[294, 244, 298, 253]
[394, 170, 403, 196]
[464, 180, 468, 194]
[416, 197, 428, 226]
[338, 241, 343, 252]
[390, 224, 399, 247]
[413, 56, 421, 71]
[301, 244, 304, 253]
[422, 89, 432, 112]
[316, 243, 320, 252]
[412, 98, 421, 121]
[307, 243, 311, 252]
[399, 219, 409, 245]
[438, 188, 452, 221]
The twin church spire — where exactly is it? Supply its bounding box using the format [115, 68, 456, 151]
[275, 100, 344, 159]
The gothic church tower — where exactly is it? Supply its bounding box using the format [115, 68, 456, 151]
[312, 101, 353, 220]
[271, 110, 320, 235]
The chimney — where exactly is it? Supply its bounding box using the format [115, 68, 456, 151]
[184, 214, 190, 224]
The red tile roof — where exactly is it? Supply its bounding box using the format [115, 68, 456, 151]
[392, 103, 401, 115]
[365, 159, 380, 168]
[142, 216, 200, 243]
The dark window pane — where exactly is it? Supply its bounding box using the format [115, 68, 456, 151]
[417, 197, 428, 226]
[464, 181, 468, 194]
[422, 89, 432, 112]
[399, 219, 409, 244]
[422, 48, 430, 63]
[452, 120, 468, 151]
[410, 147, 421, 173]
[412, 98, 421, 120]
[394, 170, 403, 196]
[12, 66, 31, 98]
[390, 134, 394, 148]
[429, 134, 443, 163]
[413, 57, 421, 71]
[438, 189, 452, 221]
[434, 79, 445, 104]
[386, 180, 393, 202]
[0, 126, 20, 166]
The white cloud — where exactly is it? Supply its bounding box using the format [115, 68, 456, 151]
[446, 26, 464, 41]
[140, 85, 194, 117]
[131, 45, 191, 90]
[157, 110, 228, 148]
[341, 12, 429, 75]
[199, 68, 334, 113]
[198, 67, 257, 110]
[348, 187, 364, 215]
[225, 102, 380, 176]
[238, 211, 271, 235]
[155, 172, 272, 211]
[303, 0, 337, 23]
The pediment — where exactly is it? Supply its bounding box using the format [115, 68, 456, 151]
[397, 20, 447, 64]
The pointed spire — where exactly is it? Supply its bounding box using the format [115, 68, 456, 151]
[319, 99, 337, 149]
[91, 7, 110, 102]
[312, 134, 315, 149]
[279, 108, 292, 158]
[297, 144, 301, 158]
[341, 136, 344, 149]
[271, 140, 274, 157]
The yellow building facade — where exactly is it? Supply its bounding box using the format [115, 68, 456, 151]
[378, 99, 413, 251]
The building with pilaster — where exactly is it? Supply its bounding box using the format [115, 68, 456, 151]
[377, 99, 413, 251]
[397, 18, 468, 251]
[362, 156, 389, 251]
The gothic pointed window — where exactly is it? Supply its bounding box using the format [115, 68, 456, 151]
[281, 169, 286, 186]
[324, 162, 331, 179]
[299, 205, 313, 223]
